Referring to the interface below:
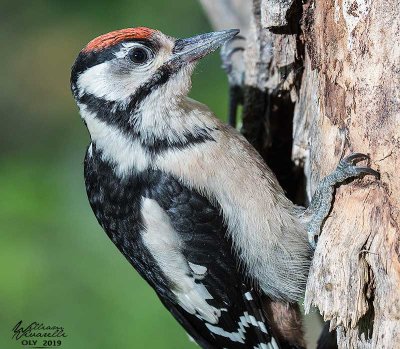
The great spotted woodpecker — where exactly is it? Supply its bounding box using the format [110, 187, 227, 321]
[70, 27, 379, 349]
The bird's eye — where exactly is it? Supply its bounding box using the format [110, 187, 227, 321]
[128, 47, 152, 65]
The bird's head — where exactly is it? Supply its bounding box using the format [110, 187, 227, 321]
[71, 27, 239, 107]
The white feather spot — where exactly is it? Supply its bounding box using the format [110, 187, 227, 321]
[238, 321, 246, 335]
[240, 315, 250, 328]
[189, 262, 208, 276]
[205, 323, 245, 343]
[248, 315, 258, 327]
[258, 321, 268, 334]
[270, 337, 279, 349]
[244, 292, 253, 300]
[205, 310, 274, 346]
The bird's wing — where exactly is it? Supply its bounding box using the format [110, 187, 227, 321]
[155, 122, 311, 303]
[140, 170, 280, 349]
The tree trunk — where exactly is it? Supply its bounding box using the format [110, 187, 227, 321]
[199, 0, 400, 348]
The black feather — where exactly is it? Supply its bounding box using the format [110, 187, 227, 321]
[84, 145, 281, 349]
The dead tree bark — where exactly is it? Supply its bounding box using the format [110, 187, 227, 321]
[200, 0, 400, 348]
[299, 1, 400, 348]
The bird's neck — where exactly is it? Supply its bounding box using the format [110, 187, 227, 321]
[80, 93, 218, 178]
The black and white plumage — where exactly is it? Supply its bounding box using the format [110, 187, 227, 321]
[71, 27, 311, 349]
[84, 156, 279, 349]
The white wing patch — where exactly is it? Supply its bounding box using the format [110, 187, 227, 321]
[140, 197, 221, 324]
[205, 323, 245, 343]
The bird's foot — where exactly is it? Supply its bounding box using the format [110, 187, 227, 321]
[333, 153, 380, 183]
[306, 153, 379, 249]
[220, 36, 245, 127]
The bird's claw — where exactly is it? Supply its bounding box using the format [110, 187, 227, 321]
[220, 36, 245, 67]
[306, 152, 379, 250]
[308, 231, 318, 249]
[336, 153, 380, 182]
[341, 152, 369, 163]
[220, 35, 245, 86]
[221, 47, 244, 73]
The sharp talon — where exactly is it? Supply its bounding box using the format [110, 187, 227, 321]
[313, 236, 318, 249]
[220, 35, 246, 125]
[226, 47, 245, 60]
[307, 231, 318, 249]
[221, 36, 245, 60]
[338, 152, 380, 180]
[307, 152, 378, 249]
[221, 36, 245, 57]
[221, 47, 245, 73]
[221, 45, 245, 64]
[309, 236, 317, 249]
[355, 167, 380, 179]
[344, 153, 369, 163]
[220, 35, 246, 90]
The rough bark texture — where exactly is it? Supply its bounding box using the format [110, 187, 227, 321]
[299, 1, 400, 348]
[200, 0, 400, 348]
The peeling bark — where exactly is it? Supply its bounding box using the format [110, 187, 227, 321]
[200, 0, 400, 347]
[261, 0, 295, 28]
[298, 1, 400, 348]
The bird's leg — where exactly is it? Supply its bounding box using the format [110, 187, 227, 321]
[304, 153, 379, 249]
[220, 36, 245, 128]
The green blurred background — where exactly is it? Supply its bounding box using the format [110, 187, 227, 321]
[0, 1, 228, 348]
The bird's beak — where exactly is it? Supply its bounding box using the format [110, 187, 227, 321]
[170, 29, 240, 66]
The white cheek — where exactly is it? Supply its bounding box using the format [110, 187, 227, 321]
[77, 61, 150, 101]
[77, 40, 174, 103]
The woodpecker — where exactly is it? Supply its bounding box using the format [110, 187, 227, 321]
[70, 27, 379, 349]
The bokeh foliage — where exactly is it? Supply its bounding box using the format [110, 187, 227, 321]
[0, 1, 228, 348]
